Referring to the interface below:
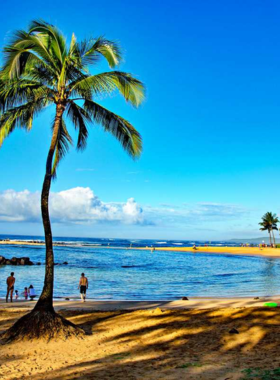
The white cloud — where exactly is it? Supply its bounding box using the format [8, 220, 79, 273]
[0, 187, 144, 225]
[123, 198, 142, 218]
[0, 190, 40, 222]
[144, 201, 248, 225]
[0, 188, 251, 232]
[189, 202, 247, 218]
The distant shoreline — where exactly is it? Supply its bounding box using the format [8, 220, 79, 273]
[1, 240, 280, 258]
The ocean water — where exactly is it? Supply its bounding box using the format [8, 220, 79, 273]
[0, 235, 280, 300]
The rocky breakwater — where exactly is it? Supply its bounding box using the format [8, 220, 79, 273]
[0, 256, 34, 265]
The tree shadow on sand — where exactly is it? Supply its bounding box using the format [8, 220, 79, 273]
[1, 306, 280, 379]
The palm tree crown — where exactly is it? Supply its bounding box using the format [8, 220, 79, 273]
[0, 20, 145, 175]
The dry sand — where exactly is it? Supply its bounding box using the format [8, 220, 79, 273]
[1, 239, 280, 258]
[1, 299, 280, 379]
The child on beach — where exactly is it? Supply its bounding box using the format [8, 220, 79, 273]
[22, 287, 28, 300]
[15, 290, 18, 300]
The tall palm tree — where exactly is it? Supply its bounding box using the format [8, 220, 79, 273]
[259, 220, 272, 245]
[259, 212, 279, 246]
[0, 20, 145, 340]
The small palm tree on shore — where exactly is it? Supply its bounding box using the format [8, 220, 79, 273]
[259, 212, 279, 246]
[0, 20, 145, 341]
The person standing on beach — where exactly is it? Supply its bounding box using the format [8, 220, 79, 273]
[78, 273, 88, 302]
[6, 272, 15, 303]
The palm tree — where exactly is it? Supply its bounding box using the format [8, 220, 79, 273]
[259, 212, 279, 246]
[0, 20, 145, 340]
[259, 220, 272, 245]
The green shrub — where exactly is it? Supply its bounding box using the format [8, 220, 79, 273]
[241, 367, 280, 379]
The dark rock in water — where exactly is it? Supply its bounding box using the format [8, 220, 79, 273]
[65, 297, 70, 301]
[0, 255, 34, 265]
[54, 262, 69, 265]
[229, 328, 239, 334]
[23, 257, 34, 265]
[182, 297, 189, 300]
[36, 262, 41, 265]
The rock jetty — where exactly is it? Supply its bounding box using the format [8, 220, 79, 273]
[0, 256, 34, 265]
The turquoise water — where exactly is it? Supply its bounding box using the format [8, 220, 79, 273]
[1, 239, 280, 300]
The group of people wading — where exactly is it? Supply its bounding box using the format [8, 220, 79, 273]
[6, 272, 36, 302]
[6, 272, 89, 303]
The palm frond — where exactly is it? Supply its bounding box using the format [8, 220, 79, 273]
[0, 78, 51, 111]
[84, 99, 142, 158]
[29, 19, 67, 66]
[78, 37, 122, 68]
[0, 98, 46, 146]
[102, 71, 145, 107]
[66, 101, 91, 150]
[69, 71, 145, 107]
[2, 30, 59, 78]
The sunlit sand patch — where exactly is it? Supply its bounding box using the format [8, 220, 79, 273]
[222, 326, 266, 352]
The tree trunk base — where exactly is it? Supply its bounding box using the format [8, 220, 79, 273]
[1, 309, 84, 343]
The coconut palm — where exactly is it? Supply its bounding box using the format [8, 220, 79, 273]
[0, 20, 145, 340]
[259, 220, 272, 245]
[259, 212, 279, 246]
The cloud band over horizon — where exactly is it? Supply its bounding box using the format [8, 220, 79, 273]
[0, 187, 145, 225]
[0, 187, 252, 231]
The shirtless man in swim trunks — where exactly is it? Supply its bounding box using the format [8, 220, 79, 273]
[6, 272, 15, 303]
[78, 273, 88, 302]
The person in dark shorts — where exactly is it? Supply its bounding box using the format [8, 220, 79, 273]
[6, 272, 15, 303]
[78, 273, 88, 302]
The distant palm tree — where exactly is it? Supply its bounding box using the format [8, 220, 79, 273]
[0, 20, 145, 340]
[259, 212, 279, 246]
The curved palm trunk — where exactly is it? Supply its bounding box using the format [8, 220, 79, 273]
[3, 104, 84, 341]
[35, 104, 64, 312]
[268, 229, 272, 246]
[271, 229, 276, 246]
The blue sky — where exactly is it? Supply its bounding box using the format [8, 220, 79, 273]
[0, 0, 280, 240]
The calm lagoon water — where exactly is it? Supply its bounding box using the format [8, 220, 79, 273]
[0, 236, 280, 300]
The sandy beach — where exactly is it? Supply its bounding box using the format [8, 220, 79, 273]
[1, 298, 280, 379]
[1, 239, 280, 258]
[1, 240, 279, 380]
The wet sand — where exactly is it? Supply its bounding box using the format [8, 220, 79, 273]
[1, 296, 279, 311]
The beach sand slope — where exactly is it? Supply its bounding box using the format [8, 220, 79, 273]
[1, 304, 280, 379]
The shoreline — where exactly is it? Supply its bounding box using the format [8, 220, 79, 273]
[1, 296, 279, 311]
[1, 240, 280, 258]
